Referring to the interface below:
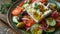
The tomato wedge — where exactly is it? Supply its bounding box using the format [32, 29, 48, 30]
[23, 16, 35, 28]
[31, 0, 36, 2]
[12, 6, 22, 16]
[18, 2, 24, 7]
[26, 17, 35, 27]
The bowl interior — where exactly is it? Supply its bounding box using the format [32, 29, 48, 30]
[7, 0, 31, 34]
[7, 0, 60, 34]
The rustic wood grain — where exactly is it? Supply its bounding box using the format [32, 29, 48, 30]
[0, 20, 18, 34]
[0, 0, 19, 34]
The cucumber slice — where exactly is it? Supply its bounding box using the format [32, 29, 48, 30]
[44, 27, 55, 33]
[54, 30, 60, 34]
[46, 18, 56, 26]
[30, 24, 43, 34]
[12, 16, 19, 23]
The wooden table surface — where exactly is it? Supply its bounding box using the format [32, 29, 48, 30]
[0, 19, 18, 34]
[0, 0, 19, 34]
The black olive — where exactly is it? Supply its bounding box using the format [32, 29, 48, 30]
[21, 11, 28, 16]
[18, 17, 23, 22]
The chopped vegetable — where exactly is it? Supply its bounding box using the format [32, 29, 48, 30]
[16, 22, 25, 28]
[18, 17, 23, 22]
[40, 0, 47, 4]
[12, 16, 18, 23]
[25, 17, 35, 27]
[22, 3, 29, 9]
[22, 16, 28, 24]
[44, 27, 55, 33]
[54, 30, 60, 34]
[51, 11, 59, 19]
[22, 15, 35, 28]
[11, 0, 60, 34]
[48, 2, 57, 10]
[21, 11, 28, 16]
[46, 17, 56, 26]
[40, 19, 47, 27]
[40, 0, 47, 2]
[33, 12, 42, 20]
[30, 24, 43, 34]
[55, 17, 60, 27]
[26, 0, 31, 3]
[12, 6, 22, 16]
[18, 2, 24, 7]
[31, 0, 36, 3]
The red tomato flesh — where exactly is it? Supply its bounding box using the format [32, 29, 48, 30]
[22, 16, 35, 28]
[12, 6, 22, 16]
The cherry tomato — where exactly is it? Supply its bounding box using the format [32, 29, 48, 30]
[26, 17, 35, 27]
[12, 6, 22, 16]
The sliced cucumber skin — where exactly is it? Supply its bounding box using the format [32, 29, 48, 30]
[46, 18, 56, 26]
[30, 24, 43, 34]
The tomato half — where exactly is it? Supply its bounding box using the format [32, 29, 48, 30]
[26, 17, 35, 27]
